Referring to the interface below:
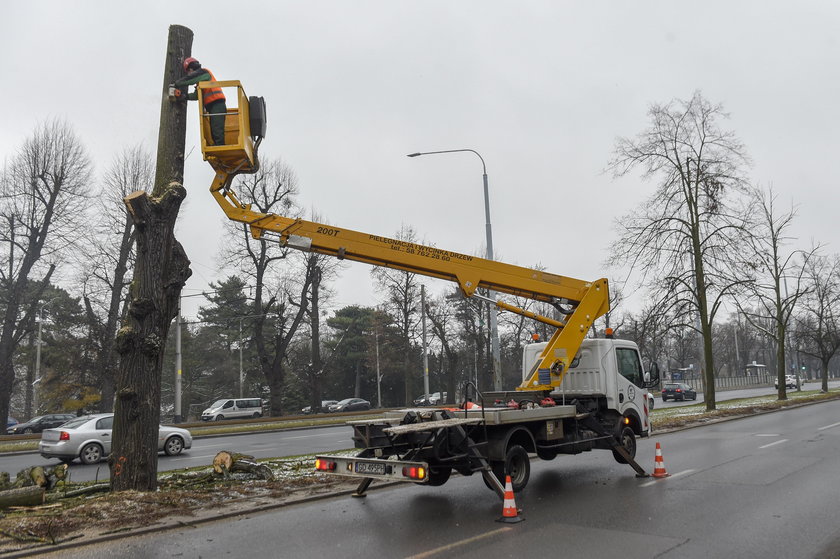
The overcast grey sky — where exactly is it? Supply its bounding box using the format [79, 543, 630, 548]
[2, 1, 839, 320]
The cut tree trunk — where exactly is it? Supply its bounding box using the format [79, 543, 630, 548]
[0, 486, 45, 508]
[212, 451, 274, 480]
[12, 464, 68, 489]
[110, 24, 193, 492]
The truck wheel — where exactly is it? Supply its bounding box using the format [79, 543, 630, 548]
[491, 445, 530, 492]
[427, 466, 452, 486]
[536, 448, 557, 461]
[612, 426, 636, 464]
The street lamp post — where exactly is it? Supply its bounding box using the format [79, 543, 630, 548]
[407, 149, 502, 391]
[34, 309, 43, 416]
[33, 299, 58, 416]
[174, 296, 182, 423]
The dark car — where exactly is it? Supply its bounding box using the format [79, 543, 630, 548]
[301, 400, 338, 414]
[328, 398, 371, 413]
[661, 382, 697, 402]
[9, 414, 76, 434]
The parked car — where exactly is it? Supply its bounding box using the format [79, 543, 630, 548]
[8, 413, 76, 434]
[775, 375, 798, 389]
[301, 400, 338, 414]
[328, 398, 371, 413]
[413, 393, 432, 406]
[413, 392, 448, 406]
[661, 382, 697, 402]
[6, 417, 17, 429]
[200, 398, 264, 421]
[428, 392, 448, 405]
[39, 413, 192, 465]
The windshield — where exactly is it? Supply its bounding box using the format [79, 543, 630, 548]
[209, 400, 228, 408]
[337, 399, 353, 405]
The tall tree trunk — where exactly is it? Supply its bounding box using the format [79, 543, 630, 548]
[110, 25, 193, 491]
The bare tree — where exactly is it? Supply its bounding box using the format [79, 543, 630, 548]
[608, 91, 751, 410]
[425, 289, 461, 403]
[736, 188, 815, 399]
[219, 157, 321, 415]
[78, 145, 152, 411]
[371, 225, 423, 405]
[0, 119, 91, 432]
[300, 219, 342, 413]
[798, 254, 840, 393]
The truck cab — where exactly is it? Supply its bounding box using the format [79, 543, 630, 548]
[523, 338, 658, 436]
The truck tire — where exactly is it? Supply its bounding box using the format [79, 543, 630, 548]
[491, 445, 530, 492]
[427, 466, 452, 486]
[612, 426, 636, 464]
[536, 448, 557, 461]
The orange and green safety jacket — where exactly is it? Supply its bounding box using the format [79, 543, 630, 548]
[174, 67, 226, 105]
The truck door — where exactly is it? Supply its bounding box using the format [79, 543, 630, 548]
[615, 347, 649, 431]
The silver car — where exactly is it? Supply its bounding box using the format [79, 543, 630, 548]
[39, 413, 192, 465]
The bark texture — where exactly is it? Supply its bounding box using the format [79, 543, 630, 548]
[110, 24, 193, 492]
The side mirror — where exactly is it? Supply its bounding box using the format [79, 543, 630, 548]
[645, 362, 661, 389]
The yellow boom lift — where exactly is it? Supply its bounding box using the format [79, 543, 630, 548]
[195, 81, 610, 393]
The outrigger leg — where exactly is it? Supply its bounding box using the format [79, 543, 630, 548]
[352, 477, 374, 498]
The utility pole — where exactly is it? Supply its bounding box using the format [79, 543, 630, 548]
[421, 284, 429, 396]
[174, 296, 182, 422]
[375, 329, 382, 408]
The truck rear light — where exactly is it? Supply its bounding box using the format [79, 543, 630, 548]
[59, 431, 70, 441]
[314, 458, 336, 471]
[402, 466, 427, 480]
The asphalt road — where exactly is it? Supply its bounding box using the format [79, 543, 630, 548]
[651, 378, 840, 409]
[44, 399, 840, 559]
[3, 381, 837, 483]
[0, 425, 354, 483]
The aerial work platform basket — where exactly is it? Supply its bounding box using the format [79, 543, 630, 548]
[197, 80, 266, 178]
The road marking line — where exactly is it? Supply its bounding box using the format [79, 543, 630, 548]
[639, 469, 696, 487]
[285, 433, 339, 440]
[758, 439, 788, 449]
[755, 433, 779, 437]
[818, 422, 840, 431]
[405, 527, 513, 559]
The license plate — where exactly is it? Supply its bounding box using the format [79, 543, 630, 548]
[355, 461, 386, 475]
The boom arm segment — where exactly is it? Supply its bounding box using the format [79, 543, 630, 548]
[198, 84, 610, 391]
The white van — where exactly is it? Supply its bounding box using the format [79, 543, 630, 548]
[201, 398, 263, 421]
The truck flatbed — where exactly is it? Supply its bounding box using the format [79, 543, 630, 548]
[381, 404, 579, 426]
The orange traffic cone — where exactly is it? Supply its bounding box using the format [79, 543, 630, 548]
[652, 442, 670, 478]
[496, 475, 524, 523]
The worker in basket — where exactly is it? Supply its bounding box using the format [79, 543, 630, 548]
[174, 57, 227, 145]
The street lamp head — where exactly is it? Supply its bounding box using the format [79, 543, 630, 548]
[406, 153, 421, 158]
